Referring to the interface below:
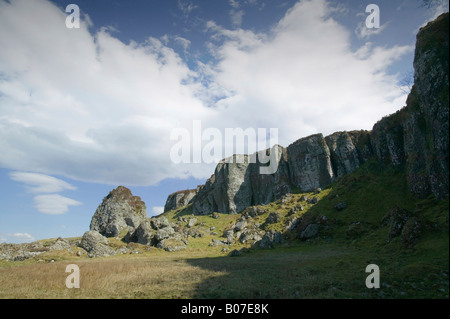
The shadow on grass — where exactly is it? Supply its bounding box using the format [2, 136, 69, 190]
[184, 243, 373, 299]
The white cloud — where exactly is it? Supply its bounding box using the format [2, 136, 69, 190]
[9, 171, 82, 215]
[174, 36, 192, 51]
[151, 206, 165, 217]
[33, 194, 82, 215]
[205, 0, 412, 146]
[230, 9, 245, 27]
[0, 0, 413, 187]
[230, 0, 240, 9]
[9, 171, 77, 193]
[178, 0, 198, 18]
[355, 20, 389, 39]
[0, 232, 35, 243]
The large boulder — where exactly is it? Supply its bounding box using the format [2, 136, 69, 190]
[79, 230, 115, 258]
[90, 186, 147, 238]
[299, 224, 320, 240]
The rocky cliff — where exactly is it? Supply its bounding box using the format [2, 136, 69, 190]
[165, 13, 449, 215]
[164, 188, 199, 212]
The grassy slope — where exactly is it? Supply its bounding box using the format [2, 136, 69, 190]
[0, 161, 448, 298]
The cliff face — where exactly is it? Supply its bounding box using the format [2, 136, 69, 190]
[406, 12, 449, 199]
[189, 130, 373, 215]
[164, 188, 199, 212]
[165, 13, 449, 215]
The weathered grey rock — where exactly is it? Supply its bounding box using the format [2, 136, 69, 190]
[233, 220, 248, 232]
[90, 186, 147, 238]
[211, 212, 220, 219]
[79, 231, 114, 258]
[334, 202, 347, 211]
[164, 188, 199, 212]
[265, 212, 281, 224]
[156, 237, 186, 252]
[150, 216, 171, 230]
[80, 231, 108, 252]
[287, 134, 334, 192]
[284, 217, 300, 232]
[238, 228, 264, 244]
[128, 220, 154, 245]
[48, 237, 71, 251]
[401, 217, 422, 248]
[404, 13, 449, 199]
[371, 111, 405, 168]
[326, 131, 372, 178]
[229, 249, 242, 257]
[256, 230, 284, 248]
[154, 227, 175, 242]
[209, 239, 226, 246]
[381, 206, 412, 242]
[299, 224, 319, 240]
[187, 217, 198, 228]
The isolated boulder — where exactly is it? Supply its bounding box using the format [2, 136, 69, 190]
[90, 186, 147, 238]
[299, 224, 319, 240]
[79, 230, 115, 258]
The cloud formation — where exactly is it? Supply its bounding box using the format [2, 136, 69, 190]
[9, 171, 81, 215]
[0, 232, 35, 243]
[0, 0, 412, 187]
[9, 171, 77, 193]
[33, 194, 82, 215]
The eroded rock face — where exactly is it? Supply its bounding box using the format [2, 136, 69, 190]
[325, 131, 372, 178]
[164, 188, 199, 212]
[90, 186, 147, 238]
[405, 12, 449, 199]
[287, 134, 334, 192]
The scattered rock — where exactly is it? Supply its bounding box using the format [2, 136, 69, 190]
[151, 216, 171, 230]
[401, 217, 422, 248]
[156, 237, 186, 252]
[229, 249, 242, 257]
[187, 217, 198, 228]
[300, 195, 309, 202]
[299, 224, 319, 240]
[211, 212, 220, 219]
[209, 239, 226, 246]
[265, 212, 282, 224]
[255, 230, 284, 248]
[284, 217, 300, 232]
[234, 220, 248, 232]
[334, 202, 347, 211]
[48, 237, 71, 251]
[382, 206, 412, 242]
[238, 229, 264, 244]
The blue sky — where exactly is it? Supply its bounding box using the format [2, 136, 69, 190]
[0, 0, 448, 243]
